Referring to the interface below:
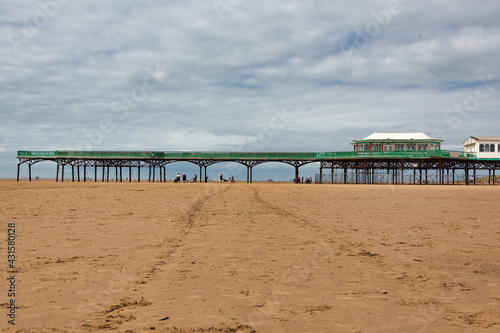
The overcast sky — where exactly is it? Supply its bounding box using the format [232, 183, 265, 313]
[1, 1, 499, 179]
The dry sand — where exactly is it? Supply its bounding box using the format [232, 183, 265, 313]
[0, 180, 499, 332]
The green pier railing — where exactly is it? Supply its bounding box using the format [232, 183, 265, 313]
[17, 150, 477, 160]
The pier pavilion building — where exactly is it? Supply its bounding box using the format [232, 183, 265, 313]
[463, 136, 500, 159]
[352, 133, 443, 152]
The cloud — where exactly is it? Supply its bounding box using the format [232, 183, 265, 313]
[1, 0, 500, 178]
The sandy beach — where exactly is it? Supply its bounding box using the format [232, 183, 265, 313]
[0, 180, 499, 332]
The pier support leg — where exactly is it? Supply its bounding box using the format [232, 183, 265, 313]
[72, 165, 75, 182]
[95, 165, 97, 182]
[138, 166, 141, 183]
[164, 167, 167, 183]
[62, 165, 65, 182]
[149, 166, 151, 182]
[200, 165, 202, 183]
[452, 169, 455, 185]
[102, 166, 105, 182]
[153, 166, 156, 182]
[319, 166, 323, 184]
[295, 166, 299, 184]
[107, 167, 110, 182]
[246, 166, 249, 183]
[84, 166, 86, 182]
[120, 167, 122, 182]
[77, 166, 80, 182]
[473, 168, 476, 185]
[129, 166, 132, 182]
[493, 169, 496, 186]
[56, 164, 59, 182]
[28, 164, 32, 182]
[344, 168, 348, 184]
[250, 167, 253, 183]
[17, 163, 21, 182]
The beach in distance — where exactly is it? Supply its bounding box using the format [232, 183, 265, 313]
[0, 180, 499, 332]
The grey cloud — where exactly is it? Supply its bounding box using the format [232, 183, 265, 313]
[1, 0, 499, 178]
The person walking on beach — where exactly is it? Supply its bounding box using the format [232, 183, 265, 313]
[220, 174, 223, 182]
[182, 174, 186, 183]
[193, 174, 197, 183]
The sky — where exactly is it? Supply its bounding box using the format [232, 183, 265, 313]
[1, 0, 500, 180]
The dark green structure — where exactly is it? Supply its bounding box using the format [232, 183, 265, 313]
[16, 149, 500, 185]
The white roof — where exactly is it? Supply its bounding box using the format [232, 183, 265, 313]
[465, 136, 500, 142]
[362, 133, 434, 140]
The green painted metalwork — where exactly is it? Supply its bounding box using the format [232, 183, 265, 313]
[17, 150, 477, 160]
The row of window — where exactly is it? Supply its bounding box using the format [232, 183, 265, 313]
[357, 143, 440, 151]
[479, 144, 499, 152]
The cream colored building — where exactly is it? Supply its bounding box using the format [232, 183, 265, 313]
[463, 136, 500, 159]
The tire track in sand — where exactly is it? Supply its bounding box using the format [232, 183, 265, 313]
[85, 186, 229, 332]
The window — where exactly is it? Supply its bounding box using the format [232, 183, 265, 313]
[498, 144, 500, 153]
[428, 143, 440, 151]
[407, 143, 416, 151]
[418, 143, 427, 151]
[395, 143, 405, 151]
[372, 143, 382, 151]
[485, 144, 490, 152]
[479, 144, 485, 152]
[490, 144, 495, 152]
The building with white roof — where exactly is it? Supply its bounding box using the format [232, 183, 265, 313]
[352, 133, 443, 152]
[463, 136, 500, 159]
